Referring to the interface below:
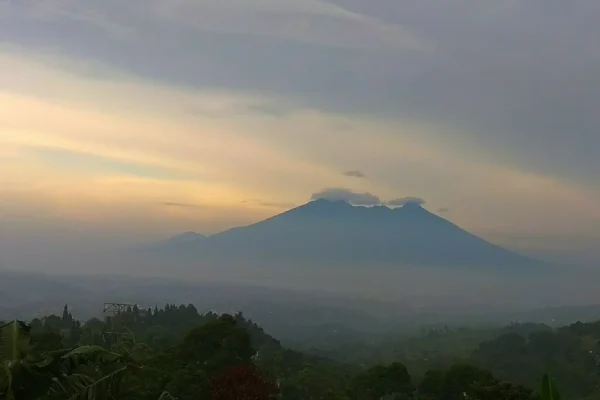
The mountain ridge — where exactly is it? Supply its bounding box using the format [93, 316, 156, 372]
[148, 199, 541, 269]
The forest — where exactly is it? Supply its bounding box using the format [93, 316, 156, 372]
[1, 303, 597, 399]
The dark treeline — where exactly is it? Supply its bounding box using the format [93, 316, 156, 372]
[1, 303, 596, 399]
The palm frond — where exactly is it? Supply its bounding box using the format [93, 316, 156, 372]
[66, 366, 128, 400]
[157, 391, 178, 400]
[541, 374, 561, 400]
[45, 373, 96, 399]
[62, 346, 123, 362]
[41, 346, 136, 400]
[0, 321, 33, 400]
[0, 363, 15, 400]
[0, 321, 32, 363]
[34, 349, 72, 371]
[60, 346, 124, 374]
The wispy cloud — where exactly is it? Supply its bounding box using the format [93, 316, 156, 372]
[343, 170, 366, 178]
[259, 202, 297, 209]
[6, 0, 431, 52]
[311, 188, 381, 205]
[162, 202, 203, 209]
[241, 199, 296, 209]
[386, 197, 426, 207]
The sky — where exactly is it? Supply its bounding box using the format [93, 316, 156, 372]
[1, 0, 600, 265]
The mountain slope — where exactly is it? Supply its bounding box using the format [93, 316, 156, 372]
[151, 200, 540, 268]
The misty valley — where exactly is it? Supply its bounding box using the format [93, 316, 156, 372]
[3, 200, 600, 399]
[2, 280, 600, 397]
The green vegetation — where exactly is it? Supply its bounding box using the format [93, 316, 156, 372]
[0, 304, 596, 399]
[541, 374, 561, 400]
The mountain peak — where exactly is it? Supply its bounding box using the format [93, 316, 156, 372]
[400, 201, 425, 210]
[310, 198, 352, 207]
[154, 199, 541, 269]
[293, 198, 353, 215]
[394, 201, 430, 215]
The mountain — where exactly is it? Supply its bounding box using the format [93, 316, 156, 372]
[164, 232, 207, 246]
[148, 199, 541, 268]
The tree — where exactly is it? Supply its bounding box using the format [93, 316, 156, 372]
[468, 380, 536, 400]
[418, 364, 536, 400]
[419, 369, 445, 399]
[178, 314, 255, 374]
[62, 305, 73, 329]
[354, 362, 414, 399]
[31, 331, 64, 353]
[442, 363, 495, 399]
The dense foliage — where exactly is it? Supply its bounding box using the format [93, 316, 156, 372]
[2, 303, 594, 399]
[470, 322, 600, 399]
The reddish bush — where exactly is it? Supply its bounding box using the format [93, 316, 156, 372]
[211, 365, 279, 400]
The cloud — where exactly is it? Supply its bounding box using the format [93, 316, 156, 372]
[242, 199, 296, 209]
[0, 0, 430, 52]
[5, 0, 600, 190]
[386, 197, 426, 207]
[311, 188, 381, 205]
[259, 202, 297, 209]
[0, 50, 350, 202]
[30, 0, 594, 186]
[342, 169, 366, 178]
[162, 202, 203, 209]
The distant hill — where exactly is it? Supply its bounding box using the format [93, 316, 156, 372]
[163, 232, 207, 247]
[147, 199, 541, 268]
